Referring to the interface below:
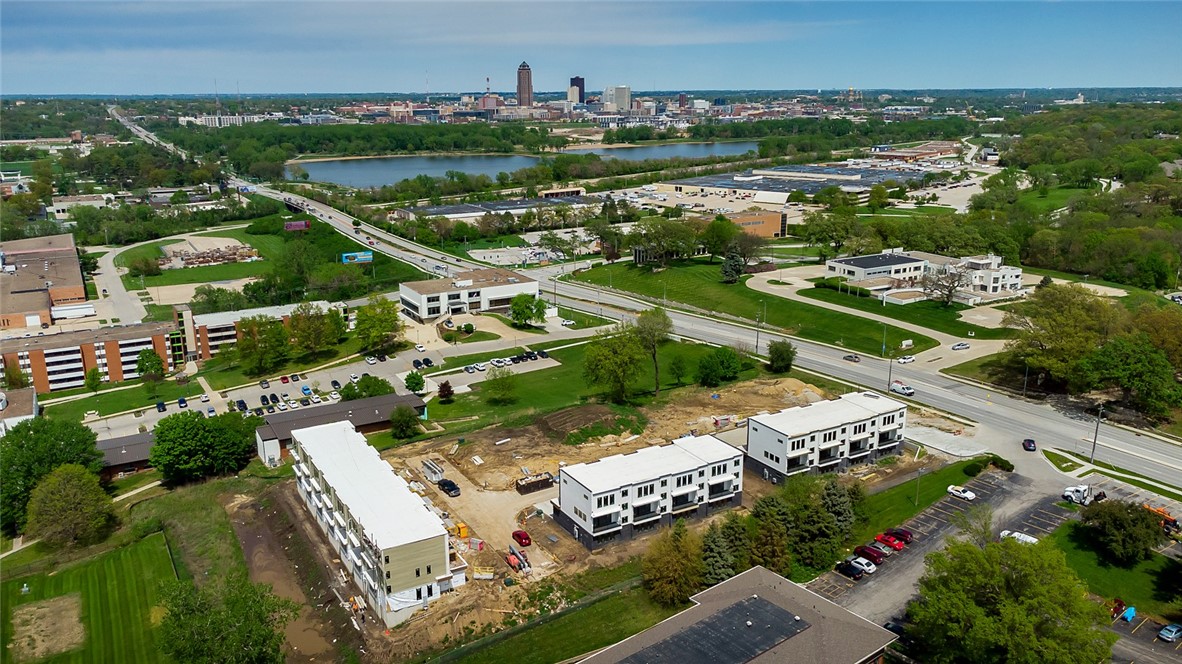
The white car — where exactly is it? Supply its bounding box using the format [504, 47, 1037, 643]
[947, 485, 977, 501]
[415, 344, 426, 352]
[560, 319, 576, 326]
[329, 391, 341, 400]
[951, 342, 971, 351]
[490, 358, 504, 368]
[896, 355, 916, 364]
[287, 400, 300, 410]
[350, 373, 360, 383]
[365, 356, 377, 365]
[889, 381, 915, 397]
[847, 556, 877, 575]
[276, 402, 288, 411]
[1000, 530, 1039, 544]
[310, 394, 322, 404]
[200, 393, 210, 403]
[474, 362, 487, 371]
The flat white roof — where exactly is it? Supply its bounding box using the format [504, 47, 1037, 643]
[193, 300, 331, 328]
[293, 421, 445, 550]
[563, 435, 742, 494]
[750, 392, 905, 438]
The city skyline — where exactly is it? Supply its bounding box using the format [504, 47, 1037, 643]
[1, 2, 1181, 95]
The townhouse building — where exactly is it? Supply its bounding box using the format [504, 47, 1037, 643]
[552, 435, 743, 550]
[290, 421, 466, 627]
[745, 392, 906, 482]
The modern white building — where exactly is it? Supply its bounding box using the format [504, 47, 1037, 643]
[825, 249, 1024, 303]
[398, 268, 538, 322]
[552, 435, 743, 550]
[824, 252, 927, 282]
[746, 392, 906, 482]
[290, 421, 466, 626]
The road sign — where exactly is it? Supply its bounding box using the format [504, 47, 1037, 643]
[341, 251, 374, 264]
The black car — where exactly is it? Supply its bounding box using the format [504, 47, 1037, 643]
[412, 359, 423, 370]
[261, 396, 270, 407]
[269, 393, 280, 404]
[422, 358, 434, 368]
[1022, 438, 1037, 452]
[330, 380, 342, 391]
[525, 351, 538, 360]
[253, 408, 264, 416]
[290, 374, 300, 382]
[836, 560, 865, 580]
[437, 479, 461, 497]
[377, 354, 387, 362]
[156, 401, 166, 413]
[510, 356, 521, 364]
[266, 405, 276, 414]
[537, 349, 549, 359]
[235, 399, 248, 412]
[299, 397, 311, 406]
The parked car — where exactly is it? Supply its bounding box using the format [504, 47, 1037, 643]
[269, 393, 279, 404]
[525, 351, 538, 360]
[845, 555, 877, 575]
[896, 355, 916, 364]
[200, 393, 210, 403]
[1159, 624, 1182, 643]
[875, 534, 905, 550]
[377, 354, 387, 362]
[853, 545, 885, 565]
[156, 402, 166, 412]
[350, 373, 360, 383]
[510, 356, 521, 364]
[329, 391, 341, 401]
[299, 397, 311, 406]
[512, 530, 532, 547]
[287, 400, 299, 409]
[266, 405, 275, 414]
[474, 362, 487, 371]
[947, 485, 977, 501]
[290, 374, 300, 382]
[412, 359, 424, 370]
[301, 385, 313, 396]
[178, 397, 188, 408]
[277, 402, 288, 411]
[490, 358, 503, 368]
[415, 344, 426, 352]
[1022, 438, 1037, 452]
[261, 396, 270, 407]
[843, 354, 861, 363]
[537, 349, 549, 359]
[422, 358, 434, 367]
[951, 342, 971, 351]
[280, 375, 290, 384]
[560, 319, 576, 326]
[206, 407, 216, 417]
[1000, 530, 1039, 544]
[259, 379, 269, 389]
[235, 399, 248, 412]
[869, 541, 895, 558]
[331, 380, 342, 390]
[884, 528, 913, 544]
[365, 356, 377, 365]
[253, 408, 264, 416]
[311, 394, 322, 404]
[836, 559, 865, 580]
[437, 479, 461, 497]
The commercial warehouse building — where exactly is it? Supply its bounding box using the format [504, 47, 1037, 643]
[0, 322, 180, 393]
[290, 421, 466, 627]
[390, 195, 597, 224]
[723, 210, 790, 238]
[659, 164, 925, 206]
[552, 435, 743, 550]
[745, 392, 906, 482]
[398, 268, 538, 322]
[0, 234, 91, 330]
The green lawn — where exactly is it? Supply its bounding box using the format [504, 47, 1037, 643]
[850, 458, 983, 545]
[113, 239, 184, 269]
[1017, 186, 1094, 214]
[114, 219, 290, 289]
[557, 306, 614, 329]
[439, 234, 528, 261]
[942, 352, 1025, 389]
[1044, 450, 1083, 473]
[1050, 521, 1182, 622]
[141, 303, 175, 322]
[485, 314, 547, 334]
[453, 587, 679, 664]
[0, 533, 177, 664]
[197, 334, 369, 391]
[443, 330, 501, 344]
[799, 287, 1013, 340]
[45, 380, 201, 422]
[0, 160, 36, 176]
[571, 260, 937, 355]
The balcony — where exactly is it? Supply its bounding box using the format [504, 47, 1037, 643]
[671, 493, 697, 512]
[817, 454, 841, 467]
[708, 482, 733, 500]
[632, 505, 661, 524]
[592, 515, 621, 534]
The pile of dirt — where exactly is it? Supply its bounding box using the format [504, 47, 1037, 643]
[7, 593, 85, 663]
[536, 405, 614, 440]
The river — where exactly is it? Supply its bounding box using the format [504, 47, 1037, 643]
[290, 141, 760, 188]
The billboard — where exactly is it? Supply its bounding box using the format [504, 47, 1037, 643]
[284, 220, 311, 231]
[341, 251, 374, 264]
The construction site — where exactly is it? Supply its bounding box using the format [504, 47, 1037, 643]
[160, 235, 259, 269]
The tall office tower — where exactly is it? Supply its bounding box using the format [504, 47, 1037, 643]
[567, 86, 580, 103]
[516, 62, 533, 108]
[678, 93, 688, 108]
[570, 76, 585, 103]
[603, 85, 631, 112]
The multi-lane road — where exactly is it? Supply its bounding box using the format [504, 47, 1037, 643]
[114, 110, 1182, 490]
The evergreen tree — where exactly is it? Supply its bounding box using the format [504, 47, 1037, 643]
[821, 478, 855, 538]
[700, 522, 736, 586]
[719, 512, 752, 573]
[643, 520, 705, 607]
[720, 248, 744, 284]
[749, 518, 791, 578]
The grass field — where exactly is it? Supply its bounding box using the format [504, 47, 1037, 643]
[1050, 521, 1182, 622]
[485, 313, 547, 334]
[556, 306, 614, 329]
[850, 458, 983, 545]
[113, 239, 184, 269]
[453, 587, 679, 664]
[799, 287, 1013, 340]
[942, 352, 1025, 389]
[197, 334, 369, 391]
[0, 160, 35, 176]
[440, 234, 528, 261]
[1016, 186, 1094, 214]
[45, 380, 199, 422]
[443, 330, 501, 344]
[1043, 450, 1083, 473]
[0, 533, 177, 664]
[571, 259, 937, 355]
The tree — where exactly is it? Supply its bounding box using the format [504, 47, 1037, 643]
[634, 308, 672, 396]
[628, 216, 698, 266]
[84, 366, 103, 393]
[719, 512, 752, 573]
[236, 315, 290, 376]
[1036, 274, 1054, 289]
[508, 293, 547, 327]
[0, 418, 102, 534]
[720, 248, 743, 284]
[25, 464, 114, 548]
[1080, 500, 1166, 566]
[732, 232, 767, 266]
[643, 520, 704, 607]
[483, 366, 517, 405]
[668, 354, 688, 385]
[766, 339, 797, 373]
[949, 504, 995, 550]
[389, 405, 422, 439]
[1003, 284, 1129, 386]
[820, 479, 855, 538]
[158, 578, 298, 664]
[867, 184, 890, 211]
[920, 265, 972, 308]
[907, 539, 1116, 664]
[354, 295, 403, 351]
[136, 347, 165, 380]
[700, 217, 740, 262]
[437, 380, 455, 404]
[288, 302, 336, 357]
[149, 411, 262, 484]
[700, 522, 736, 586]
[3, 362, 29, 389]
[749, 518, 792, 578]
[801, 209, 858, 260]
[1078, 334, 1181, 416]
[698, 346, 742, 387]
[169, 189, 190, 205]
[583, 327, 645, 403]
[340, 374, 394, 401]
[404, 371, 425, 394]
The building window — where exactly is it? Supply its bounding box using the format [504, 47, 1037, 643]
[637, 485, 654, 498]
[416, 588, 422, 600]
[386, 571, 390, 579]
[468, 291, 480, 298]
[596, 494, 616, 509]
[426, 565, 432, 574]
[427, 586, 433, 598]
[448, 293, 461, 301]
[427, 296, 440, 303]
[822, 431, 838, 443]
[416, 568, 421, 577]
[676, 475, 692, 488]
[387, 585, 392, 594]
[384, 555, 390, 564]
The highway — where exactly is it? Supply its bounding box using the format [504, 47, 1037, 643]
[114, 110, 1182, 490]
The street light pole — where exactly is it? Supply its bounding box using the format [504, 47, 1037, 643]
[886, 355, 894, 390]
[881, 324, 887, 359]
[1022, 363, 1030, 398]
[915, 468, 924, 506]
[1089, 405, 1104, 463]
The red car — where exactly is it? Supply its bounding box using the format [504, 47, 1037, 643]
[280, 375, 290, 384]
[853, 545, 884, 565]
[884, 528, 914, 544]
[875, 534, 906, 551]
[512, 530, 531, 547]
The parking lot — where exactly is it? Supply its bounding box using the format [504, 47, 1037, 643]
[1109, 612, 1182, 660]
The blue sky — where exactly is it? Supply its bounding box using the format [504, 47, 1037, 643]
[2, 1, 1180, 95]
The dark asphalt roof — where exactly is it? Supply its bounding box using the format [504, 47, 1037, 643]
[98, 431, 155, 466]
[255, 392, 426, 444]
[828, 253, 925, 269]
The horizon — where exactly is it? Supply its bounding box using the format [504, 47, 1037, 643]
[2, 1, 1181, 96]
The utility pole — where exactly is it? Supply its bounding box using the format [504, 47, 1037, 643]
[886, 355, 894, 390]
[1022, 363, 1030, 398]
[914, 468, 924, 506]
[1089, 405, 1104, 463]
[881, 324, 887, 358]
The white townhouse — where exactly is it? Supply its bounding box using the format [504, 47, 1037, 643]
[398, 268, 538, 322]
[290, 421, 466, 627]
[746, 392, 906, 482]
[552, 435, 743, 550]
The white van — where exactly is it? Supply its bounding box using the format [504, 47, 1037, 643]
[1000, 530, 1039, 544]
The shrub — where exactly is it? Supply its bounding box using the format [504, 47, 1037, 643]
[988, 454, 1015, 472]
[131, 516, 165, 540]
[814, 277, 872, 298]
[963, 462, 984, 477]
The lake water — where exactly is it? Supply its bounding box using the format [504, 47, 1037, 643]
[292, 141, 760, 188]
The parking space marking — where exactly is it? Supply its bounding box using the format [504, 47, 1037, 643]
[1131, 617, 1149, 634]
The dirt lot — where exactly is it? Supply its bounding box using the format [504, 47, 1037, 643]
[7, 593, 85, 663]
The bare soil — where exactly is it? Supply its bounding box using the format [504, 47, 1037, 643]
[7, 593, 85, 663]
